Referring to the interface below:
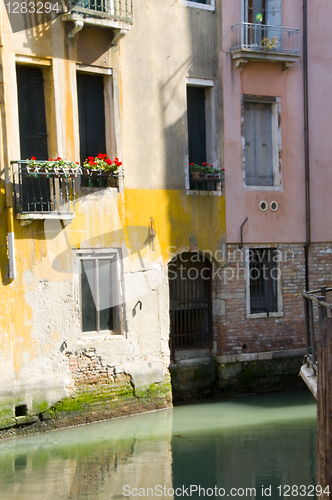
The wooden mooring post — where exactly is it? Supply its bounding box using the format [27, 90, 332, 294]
[317, 316, 332, 498]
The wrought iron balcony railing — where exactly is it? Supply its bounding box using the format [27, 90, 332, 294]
[12, 161, 78, 219]
[231, 23, 300, 69]
[12, 160, 123, 218]
[62, 0, 133, 23]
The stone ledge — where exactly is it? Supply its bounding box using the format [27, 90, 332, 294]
[217, 348, 306, 364]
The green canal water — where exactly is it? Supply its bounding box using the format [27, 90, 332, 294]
[0, 390, 317, 500]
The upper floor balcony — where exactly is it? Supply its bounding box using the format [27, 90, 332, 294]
[231, 23, 300, 70]
[61, 0, 133, 41]
[12, 160, 123, 221]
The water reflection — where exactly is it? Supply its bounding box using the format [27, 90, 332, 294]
[0, 391, 316, 500]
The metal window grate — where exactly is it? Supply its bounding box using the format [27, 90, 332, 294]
[249, 248, 278, 314]
[169, 252, 212, 358]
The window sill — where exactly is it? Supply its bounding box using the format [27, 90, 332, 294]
[79, 332, 123, 342]
[247, 312, 284, 319]
[243, 184, 281, 191]
[186, 189, 222, 196]
[16, 212, 75, 221]
[180, 0, 215, 11]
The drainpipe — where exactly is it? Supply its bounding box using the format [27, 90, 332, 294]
[240, 217, 248, 248]
[0, 24, 15, 280]
[303, 0, 310, 292]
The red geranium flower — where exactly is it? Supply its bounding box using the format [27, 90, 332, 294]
[31, 156, 36, 160]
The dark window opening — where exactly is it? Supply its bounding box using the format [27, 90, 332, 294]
[15, 404, 28, 417]
[187, 86, 206, 166]
[17, 66, 50, 211]
[249, 248, 278, 314]
[247, 0, 266, 24]
[168, 252, 212, 358]
[81, 255, 118, 333]
[77, 72, 107, 188]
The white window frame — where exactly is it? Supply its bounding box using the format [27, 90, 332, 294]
[185, 78, 221, 196]
[242, 95, 282, 191]
[76, 248, 124, 337]
[180, 0, 215, 11]
[245, 246, 283, 319]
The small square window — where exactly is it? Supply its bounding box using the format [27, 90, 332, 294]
[79, 250, 121, 335]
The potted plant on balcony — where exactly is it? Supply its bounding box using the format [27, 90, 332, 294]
[260, 36, 279, 51]
[189, 162, 224, 182]
[83, 154, 122, 176]
[27, 156, 80, 177]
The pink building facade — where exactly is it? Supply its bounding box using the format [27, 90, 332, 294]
[216, 0, 332, 367]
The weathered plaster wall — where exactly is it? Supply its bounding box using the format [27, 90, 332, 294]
[0, 0, 225, 425]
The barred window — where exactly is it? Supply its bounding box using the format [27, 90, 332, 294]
[248, 248, 280, 315]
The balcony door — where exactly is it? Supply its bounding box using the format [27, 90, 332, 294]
[17, 66, 50, 212]
[17, 66, 48, 160]
[77, 72, 106, 187]
[77, 73, 106, 165]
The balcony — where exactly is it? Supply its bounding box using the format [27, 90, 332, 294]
[12, 161, 123, 220]
[61, 0, 133, 41]
[12, 161, 79, 221]
[231, 23, 300, 70]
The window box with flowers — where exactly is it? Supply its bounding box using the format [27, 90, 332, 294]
[189, 162, 225, 192]
[81, 154, 123, 188]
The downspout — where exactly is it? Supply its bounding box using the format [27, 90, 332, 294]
[303, 0, 310, 292]
[0, 21, 15, 280]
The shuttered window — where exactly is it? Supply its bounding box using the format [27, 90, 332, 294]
[244, 101, 274, 187]
[17, 66, 48, 160]
[77, 73, 107, 187]
[17, 66, 50, 211]
[77, 73, 106, 165]
[80, 252, 119, 334]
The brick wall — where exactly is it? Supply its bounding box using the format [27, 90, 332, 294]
[213, 243, 307, 355]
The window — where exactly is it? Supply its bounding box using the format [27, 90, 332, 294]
[16, 65, 50, 211]
[186, 80, 220, 192]
[246, 247, 283, 318]
[181, 0, 215, 10]
[242, 96, 281, 189]
[244, 0, 282, 26]
[79, 250, 120, 335]
[168, 252, 213, 358]
[187, 86, 207, 167]
[77, 72, 107, 188]
[243, 0, 282, 48]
